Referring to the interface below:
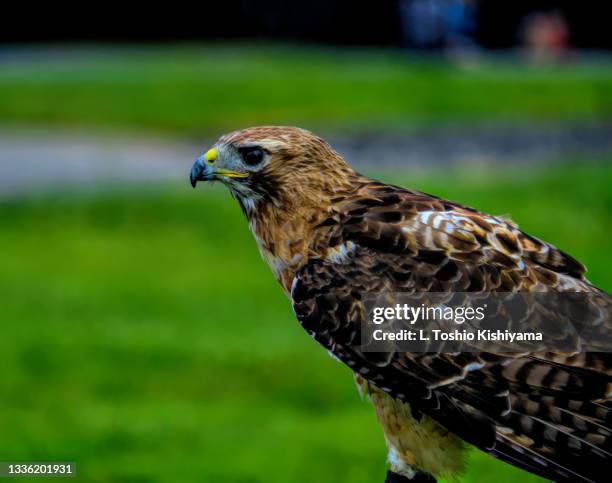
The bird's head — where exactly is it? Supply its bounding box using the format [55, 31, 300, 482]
[190, 126, 355, 212]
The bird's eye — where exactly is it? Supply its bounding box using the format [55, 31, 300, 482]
[240, 147, 265, 166]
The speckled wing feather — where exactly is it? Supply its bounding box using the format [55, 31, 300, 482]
[292, 179, 612, 482]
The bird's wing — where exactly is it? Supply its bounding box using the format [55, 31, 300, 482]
[291, 181, 612, 482]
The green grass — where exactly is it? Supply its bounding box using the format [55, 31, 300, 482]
[0, 45, 611, 134]
[0, 164, 609, 482]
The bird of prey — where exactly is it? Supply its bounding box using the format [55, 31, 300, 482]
[190, 126, 611, 483]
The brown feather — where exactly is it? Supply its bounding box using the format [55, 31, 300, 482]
[204, 126, 611, 482]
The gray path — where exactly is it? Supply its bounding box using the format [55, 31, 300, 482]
[0, 129, 197, 195]
[1, 122, 610, 196]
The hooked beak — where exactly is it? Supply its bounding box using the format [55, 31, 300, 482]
[190, 157, 213, 188]
[190, 147, 250, 188]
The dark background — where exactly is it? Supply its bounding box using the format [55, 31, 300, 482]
[4, 1, 611, 49]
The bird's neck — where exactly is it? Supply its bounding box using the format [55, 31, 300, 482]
[241, 197, 327, 294]
[237, 168, 364, 293]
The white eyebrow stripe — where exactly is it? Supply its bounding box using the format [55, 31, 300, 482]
[251, 139, 286, 150]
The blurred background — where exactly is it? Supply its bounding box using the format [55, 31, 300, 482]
[0, 1, 610, 482]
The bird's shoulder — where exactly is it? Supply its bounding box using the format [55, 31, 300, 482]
[311, 178, 587, 290]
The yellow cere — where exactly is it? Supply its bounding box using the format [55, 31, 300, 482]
[205, 147, 217, 164]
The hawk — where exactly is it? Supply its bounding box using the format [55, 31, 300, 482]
[190, 126, 611, 482]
